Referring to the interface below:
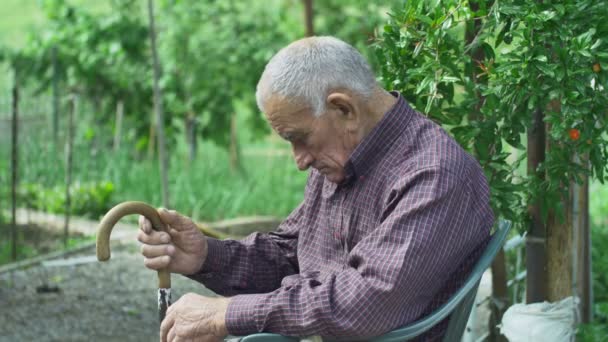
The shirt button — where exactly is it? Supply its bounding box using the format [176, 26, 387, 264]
[359, 175, 365, 180]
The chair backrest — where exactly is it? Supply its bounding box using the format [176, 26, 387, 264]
[368, 219, 512, 342]
[237, 220, 512, 342]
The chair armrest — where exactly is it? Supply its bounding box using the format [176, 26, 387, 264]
[238, 333, 300, 342]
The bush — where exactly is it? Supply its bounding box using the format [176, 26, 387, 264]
[18, 181, 115, 219]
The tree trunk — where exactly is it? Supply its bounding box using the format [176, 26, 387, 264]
[64, 95, 75, 249]
[464, 0, 489, 116]
[526, 107, 548, 303]
[465, 1, 508, 338]
[545, 100, 574, 302]
[11, 72, 19, 261]
[546, 202, 573, 301]
[148, 0, 171, 209]
[113, 99, 124, 152]
[303, 0, 314, 37]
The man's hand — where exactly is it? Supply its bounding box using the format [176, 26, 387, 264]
[160, 293, 230, 342]
[138, 209, 208, 275]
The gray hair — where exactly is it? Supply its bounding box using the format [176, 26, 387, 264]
[256, 36, 377, 117]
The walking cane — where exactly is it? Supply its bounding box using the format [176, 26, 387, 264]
[96, 201, 171, 322]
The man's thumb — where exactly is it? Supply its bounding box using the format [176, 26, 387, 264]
[157, 208, 192, 231]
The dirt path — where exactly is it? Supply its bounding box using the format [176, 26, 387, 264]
[0, 242, 217, 342]
[1, 209, 260, 342]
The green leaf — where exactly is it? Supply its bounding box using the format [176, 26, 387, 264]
[481, 43, 495, 60]
[535, 63, 555, 77]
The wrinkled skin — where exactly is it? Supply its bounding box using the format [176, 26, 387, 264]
[138, 209, 228, 341]
[262, 88, 396, 184]
[138, 209, 208, 275]
[160, 293, 230, 342]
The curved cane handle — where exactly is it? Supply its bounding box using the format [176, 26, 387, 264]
[96, 201, 171, 289]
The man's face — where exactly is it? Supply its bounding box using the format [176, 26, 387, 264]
[263, 96, 355, 183]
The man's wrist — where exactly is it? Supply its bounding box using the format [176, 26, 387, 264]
[215, 297, 231, 337]
[191, 237, 208, 275]
[185, 237, 228, 276]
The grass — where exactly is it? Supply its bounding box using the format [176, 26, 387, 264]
[0, 128, 307, 222]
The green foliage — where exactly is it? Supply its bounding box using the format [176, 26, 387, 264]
[0, 0, 152, 149]
[18, 181, 115, 218]
[158, 0, 299, 145]
[0, 239, 35, 263]
[1, 0, 397, 153]
[578, 321, 608, 342]
[376, 0, 608, 231]
[0, 134, 307, 222]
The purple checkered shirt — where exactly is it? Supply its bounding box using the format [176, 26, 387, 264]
[188, 93, 494, 340]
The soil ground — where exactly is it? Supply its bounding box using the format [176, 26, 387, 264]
[0, 241, 217, 342]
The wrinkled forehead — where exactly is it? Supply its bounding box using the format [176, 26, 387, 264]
[263, 94, 312, 121]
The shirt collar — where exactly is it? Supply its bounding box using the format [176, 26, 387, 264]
[343, 92, 415, 183]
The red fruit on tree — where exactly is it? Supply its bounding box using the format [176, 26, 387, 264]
[593, 63, 601, 73]
[569, 128, 580, 141]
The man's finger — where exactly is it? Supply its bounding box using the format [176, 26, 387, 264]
[137, 230, 171, 245]
[144, 255, 171, 270]
[158, 209, 196, 232]
[139, 215, 153, 234]
[167, 228, 198, 247]
[160, 309, 174, 342]
[167, 327, 176, 342]
[141, 244, 174, 259]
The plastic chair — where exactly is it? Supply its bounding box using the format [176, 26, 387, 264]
[236, 220, 512, 342]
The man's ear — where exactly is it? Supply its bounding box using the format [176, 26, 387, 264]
[327, 92, 356, 120]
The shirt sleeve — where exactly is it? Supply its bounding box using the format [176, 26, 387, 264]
[225, 166, 493, 338]
[185, 201, 303, 296]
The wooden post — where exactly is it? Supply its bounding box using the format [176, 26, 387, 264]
[148, 0, 171, 209]
[576, 166, 592, 322]
[64, 95, 75, 249]
[186, 113, 197, 162]
[113, 99, 124, 152]
[303, 0, 314, 37]
[148, 116, 156, 159]
[10, 71, 19, 261]
[52, 46, 60, 146]
[572, 156, 591, 322]
[526, 107, 548, 303]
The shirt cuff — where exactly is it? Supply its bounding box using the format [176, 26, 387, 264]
[201, 237, 229, 273]
[186, 237, 228, 278]
[225, 293, 268, 336]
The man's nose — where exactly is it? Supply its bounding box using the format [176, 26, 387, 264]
[293, 146, 313, 171]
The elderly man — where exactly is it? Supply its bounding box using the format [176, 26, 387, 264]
[138, 36, 494, 342]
